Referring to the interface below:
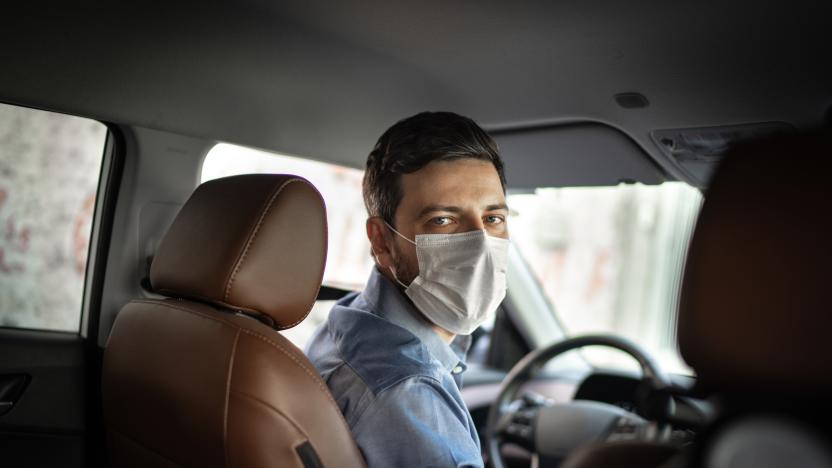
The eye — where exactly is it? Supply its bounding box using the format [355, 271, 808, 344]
[431, 216, 453, 226]
[485, 215, 505, 225]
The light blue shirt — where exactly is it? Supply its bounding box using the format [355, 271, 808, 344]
[305, 267, 482, 467]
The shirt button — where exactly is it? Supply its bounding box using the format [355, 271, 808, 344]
[452, 365, 463, 374]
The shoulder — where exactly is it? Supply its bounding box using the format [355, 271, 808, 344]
[368, 376, 470, 422]
[351, 376, 482, 467]
[327, 305, 443, 395]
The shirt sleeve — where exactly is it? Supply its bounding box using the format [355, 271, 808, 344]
[350, 376, 483, 468]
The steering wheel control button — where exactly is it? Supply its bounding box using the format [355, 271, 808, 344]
[522, 391, 552, 407]
[515, 409, 537, 425]
[606, 416, 643, 442]
[504, 422, 534, 448]
[500, 407, 538, 449]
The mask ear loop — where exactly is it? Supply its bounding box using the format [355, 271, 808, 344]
[383, 221, 417, 245]
[376, 221, 413, 289]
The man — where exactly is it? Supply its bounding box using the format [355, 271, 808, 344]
[306, 112, 509, 467]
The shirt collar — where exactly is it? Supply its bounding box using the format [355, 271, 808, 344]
[360, 267, 470, 374]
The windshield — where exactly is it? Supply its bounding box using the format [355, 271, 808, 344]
[507, 183, 703, 374]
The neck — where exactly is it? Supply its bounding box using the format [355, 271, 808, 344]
[432, 325, 456, 344]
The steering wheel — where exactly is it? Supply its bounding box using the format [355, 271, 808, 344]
[485, 335, 672, 468]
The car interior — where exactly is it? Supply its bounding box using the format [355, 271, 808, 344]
[1, 1, 830, 467]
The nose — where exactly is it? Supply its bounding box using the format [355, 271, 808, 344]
[463, 215, 486, 233]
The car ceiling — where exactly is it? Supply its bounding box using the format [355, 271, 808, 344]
[1, 1, 830, 184]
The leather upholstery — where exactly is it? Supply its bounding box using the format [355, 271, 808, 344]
[103, 174, 365, 468]
[678, 132, 832, 393]
[150, 174, 327, 329]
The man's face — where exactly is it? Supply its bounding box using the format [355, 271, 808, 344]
[383, 158, 508, 285]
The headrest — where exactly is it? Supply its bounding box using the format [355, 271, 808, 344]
[150, 174, 327, 329]
[678, 131, 832, 393]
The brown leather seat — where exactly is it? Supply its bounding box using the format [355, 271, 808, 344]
[102, 174, 366, 468]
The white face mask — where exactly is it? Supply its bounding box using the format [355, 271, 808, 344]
[385, 222, 509, 335]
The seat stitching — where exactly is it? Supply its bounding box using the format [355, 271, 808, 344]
[274, 185, 328, 330]
[224, 329, 241, 468]
[237, 328, 335, 402]
[223, 178, 302, 302]
[233, 329, 356, 435]
[230, 390, 313, 440]
[217, 186, 278, 303]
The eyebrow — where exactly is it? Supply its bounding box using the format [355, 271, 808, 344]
[417, 203, 509, 219]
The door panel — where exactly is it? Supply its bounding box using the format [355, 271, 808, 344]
[0, 329, 85, 467]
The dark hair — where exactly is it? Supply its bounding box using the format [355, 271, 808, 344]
[362, 111, 506, 224]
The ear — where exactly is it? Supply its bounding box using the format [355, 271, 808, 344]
[366, 217, 394, 269]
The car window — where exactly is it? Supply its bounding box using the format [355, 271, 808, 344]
[201, 144, 373, 347]
[507, 183, 703, 374]
[0, 103, 107, 332]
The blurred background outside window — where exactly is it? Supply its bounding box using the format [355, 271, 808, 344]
[508, 184, 702, 374]
[0, 103, 106, 332]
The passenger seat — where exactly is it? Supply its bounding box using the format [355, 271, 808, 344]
[102, 174, 366, 468]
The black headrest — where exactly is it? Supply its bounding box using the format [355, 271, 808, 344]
[678, 130, 832, 394]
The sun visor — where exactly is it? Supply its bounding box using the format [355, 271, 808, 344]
[493, 123, 666, 190]
[651, 122, 794, 187]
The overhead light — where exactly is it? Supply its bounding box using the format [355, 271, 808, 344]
[614, 92, 649, 109]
